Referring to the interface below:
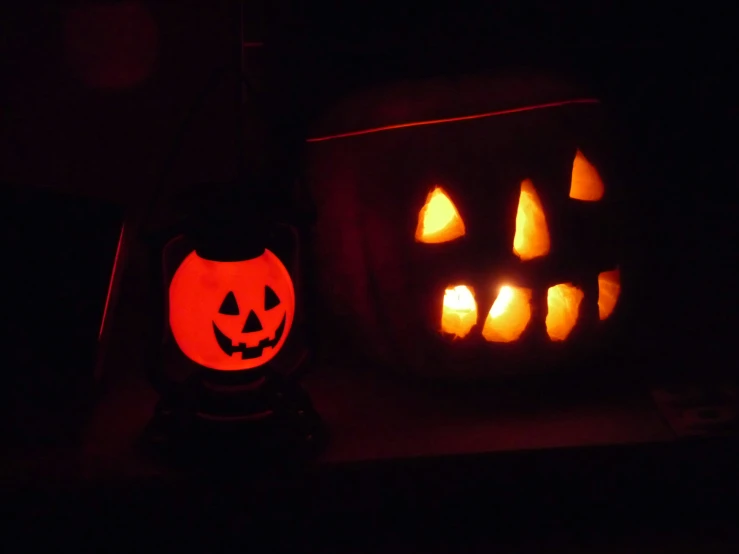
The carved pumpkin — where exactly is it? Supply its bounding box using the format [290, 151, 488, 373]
[168, 248, 295, 371]
[306, 74, 625, 378]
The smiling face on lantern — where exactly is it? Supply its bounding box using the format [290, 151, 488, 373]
[415, 149, 621, 346]
[168, 249, 295, 371]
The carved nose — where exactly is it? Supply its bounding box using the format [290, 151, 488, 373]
[242, 310, 263, 333]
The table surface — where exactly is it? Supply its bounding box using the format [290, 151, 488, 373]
[5, 360, 739, 552]
[2, 360, 676, 486]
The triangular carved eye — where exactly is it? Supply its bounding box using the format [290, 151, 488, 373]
[415, 186, 466, 244]
[570, 149, 605, 201]
[264, 285, 281, 310]
[513, 179, 550, 261]
[218, 291, 240, 315]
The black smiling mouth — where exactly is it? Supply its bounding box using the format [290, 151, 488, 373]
[212, 314, 287, 359]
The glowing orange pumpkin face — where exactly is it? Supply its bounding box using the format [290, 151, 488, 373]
[416, 150, 621, 345]
[168, 249, 295, 371]
[306, 77, 629, 378]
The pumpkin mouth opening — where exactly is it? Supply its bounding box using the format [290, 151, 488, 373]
[211, 314, 287, 360]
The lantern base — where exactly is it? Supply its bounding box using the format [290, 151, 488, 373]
[139, 370, 325, 470]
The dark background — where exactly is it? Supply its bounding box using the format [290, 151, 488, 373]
[268, 0, 738, 383]
[1, 1, 737, 549]
[2, 1, 736, 381]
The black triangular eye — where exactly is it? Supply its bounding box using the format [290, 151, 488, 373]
[218, 291, 240, 315]
[264, 285, 281, 310]
[242, 310, 263, 332]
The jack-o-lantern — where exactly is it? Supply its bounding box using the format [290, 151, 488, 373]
[306, 74, 626, 379]
[169, 248, 295, 371]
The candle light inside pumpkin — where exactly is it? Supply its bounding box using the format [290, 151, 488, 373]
[513, 179, 550, 261]
[415, 186, 466, 244]
[441, 285, 477, 338]
[570, 149, 605, 201]
[597, 268, 621, 320]
[482, 285, 532, 343]
[546, 283, 584, 341]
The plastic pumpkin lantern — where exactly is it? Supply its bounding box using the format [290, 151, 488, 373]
[138, 178, 326, 461]
[169, 248, 295, 371]
[152, 183, 304, 382]
[305, 74, 626, 379]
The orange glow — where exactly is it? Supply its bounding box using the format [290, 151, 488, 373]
[513, 179, 550, 260]
[306, 99, 600, 143]
[415, 186, 466, 243]
[98, 222, 125, 340]
[169, 249, 295, 371]
[598, 268, 621, 320]
[569, 149, 605, 201]
[481, 285, 532, 343]
[546, 283, 584, 341]
[441, 285, 477, 338]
